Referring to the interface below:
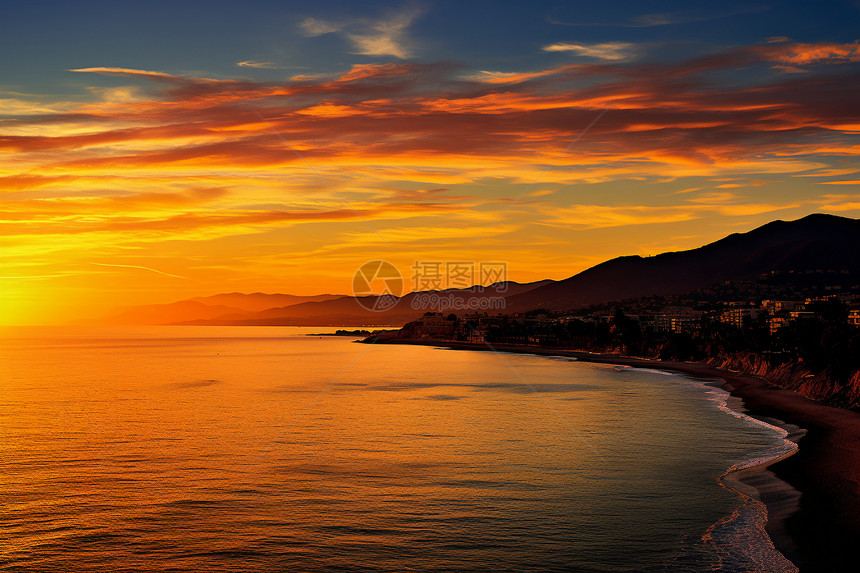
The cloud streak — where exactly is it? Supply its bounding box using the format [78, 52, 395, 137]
[299, 4, 424, 59]
[90, 262, 187, 279]
[70, 67, 188, 82]
[236, 61, 306, 70]
[2, 39, 858, 313]
[543, 42, 637, 61]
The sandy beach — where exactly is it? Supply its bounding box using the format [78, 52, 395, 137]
[373, 338, 860, 572]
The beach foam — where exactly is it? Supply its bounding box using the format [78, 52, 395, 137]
[695, 381, 801, 572]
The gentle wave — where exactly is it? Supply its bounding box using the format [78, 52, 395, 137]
[1, 327, 808, 572]
[695, 381, 800, 573]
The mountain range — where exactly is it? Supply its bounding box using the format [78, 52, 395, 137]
[103, 213, 860, 326]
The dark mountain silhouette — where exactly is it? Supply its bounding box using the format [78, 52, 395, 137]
[104, 214, 860, 325]
[503, 213, 860, 312]
[175, 280, 553, 326]
[105, 292, 345, 325]
[104, 300, 248, 325]
[188, 292, 343, 312]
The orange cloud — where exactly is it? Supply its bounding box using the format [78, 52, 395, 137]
[758, 41, 860, 65]
[2, 41, 859, 323]
[338, 63, 416, 82]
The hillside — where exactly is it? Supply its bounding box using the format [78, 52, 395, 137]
[103, 214, 860, 325]
[504, 213, 860, 312]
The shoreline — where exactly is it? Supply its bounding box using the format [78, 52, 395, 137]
[372, 338, 860, 572]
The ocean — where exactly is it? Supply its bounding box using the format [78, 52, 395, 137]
[0, 326, 798, 572]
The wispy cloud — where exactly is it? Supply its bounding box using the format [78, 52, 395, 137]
[300, 17, 342, 37]
[541, 200, 801, 229]
[461, 68, 573, 84]
[0, 274, 69, 280]
[0, 96, 74, 115]
[70, 67, 187, 82]
[236, 60, 306, 70]
[299, 4, 425, 59]
[541, 204, 700, 229]
[542, 42, 637, 61]
[794, 169, 860, 178]
[3, 39, 858, 300]
[348, 6, 423, 58]
[91, 262, 187, 279]
[758, 41, 860, 65]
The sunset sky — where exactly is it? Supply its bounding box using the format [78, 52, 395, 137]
[2, 0, 859, 325]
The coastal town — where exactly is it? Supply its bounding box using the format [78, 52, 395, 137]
[370, 269, 860, 408]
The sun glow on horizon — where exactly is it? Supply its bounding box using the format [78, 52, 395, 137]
[1, 3, 859, 325]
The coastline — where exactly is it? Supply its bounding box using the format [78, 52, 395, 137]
[371, 338, 860, 572]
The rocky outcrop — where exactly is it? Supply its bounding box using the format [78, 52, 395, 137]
[708, 352, 860, 409]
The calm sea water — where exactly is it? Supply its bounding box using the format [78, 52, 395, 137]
[0, 327, 797, 572]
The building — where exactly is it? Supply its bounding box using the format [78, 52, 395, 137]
[762, 300, 804, 314]
[467, 330, 486, 343]
[768, 316, 788, 334]
[720, 308, 761, 329]
[653, 306, 702, 334]
[416, 312, 457, 338]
